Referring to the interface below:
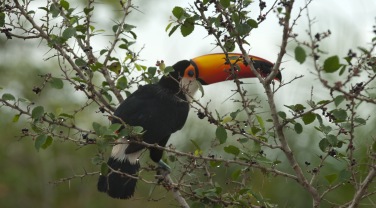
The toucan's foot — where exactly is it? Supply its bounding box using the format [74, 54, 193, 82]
[157, 160, 171, 172]
[156, 160, 171, 182]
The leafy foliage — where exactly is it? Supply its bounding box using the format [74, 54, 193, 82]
[1, 0, 376, 208]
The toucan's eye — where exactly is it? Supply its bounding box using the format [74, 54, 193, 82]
[187, 70, 195, 77]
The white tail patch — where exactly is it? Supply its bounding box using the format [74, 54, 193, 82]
[111, 138, 142, 164]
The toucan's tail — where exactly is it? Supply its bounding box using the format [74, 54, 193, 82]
[97, 157, 140, 199]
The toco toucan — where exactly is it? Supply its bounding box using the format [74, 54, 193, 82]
[97, 53, 281, 199]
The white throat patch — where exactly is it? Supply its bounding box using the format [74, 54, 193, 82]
[180, 78, 199, 102]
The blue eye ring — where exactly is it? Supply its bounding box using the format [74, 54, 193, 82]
[187, 70, 195, 77]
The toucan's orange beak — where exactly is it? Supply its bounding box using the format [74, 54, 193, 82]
[186, 53, 281, 85]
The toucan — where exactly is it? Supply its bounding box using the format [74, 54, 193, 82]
[97, 53, 281, 199]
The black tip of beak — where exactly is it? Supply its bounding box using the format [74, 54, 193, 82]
[276, 71, 282, 81]
[254, 60, 282, 81]
[197, 78, 207, 85]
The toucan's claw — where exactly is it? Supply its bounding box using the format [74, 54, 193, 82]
[157, 160, 171, 172]
[156, 160, 171, 183]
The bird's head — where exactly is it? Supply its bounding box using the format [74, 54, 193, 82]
[162, 53, 281, 96]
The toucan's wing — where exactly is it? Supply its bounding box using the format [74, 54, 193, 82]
[113, 84, 189, 153]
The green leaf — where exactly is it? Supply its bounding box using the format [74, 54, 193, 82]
[35, 134, 48, 151]
[100, 162, 108, 175]
[236, 138, 248, 145]
[83, 7, 94, 15]
[246, 19, 258, 28]
[123, 24, 136, 32]
[224, 40, 235, 52]
[358, 46, 370, 55]
[102, 91, 112, 103]
[100, 49, 108, 56]
[62, 27, 76, 39]
[42, 136, 53, 149]
[334, 95, 345, 107]
[321, 125, 332, 134]
[294, 122, 303, 134]
[147, 67, 157, 77]
[49, 4, 60, 18]
[316, 114, 323, 125]
[165, 22, 173, 32]
[116, 76, 128, 90]
[91, 154, 105, 165]
[190, 139, 201, 150]
[2, 93, 15, 101]
[354, 117, 366, 125]
[338, 169, 351, 182]
[224, 145, 240, 156]
[191, 202, 206, 208]
[230, 110, 240, 119]
[50, 77, 64, 89]
[232, 13, 240, 25]
[108, 123, 122, 133]
[319, 138, 330, 152]
[134, 63, 146, 71]
[0, 12, 5, 27]
[317, 100, 330, 105]
[172, 7, 185, 19]
[302, 112, 316, 125]
[129, 30, 137, 39]
[131, 126, 144, 134]
[256, 115, 265, 133]
[231, 169, 241, 180]
[90, 62, 103, 72]
[163, 66, 174, 75]
[112, 24, 119, 33]
[326, 134, 337, 145]
[191, 139, 203, 156]
[13, 114, 20, 123]
[31, 123, 43, 134]
[295, 46, 306, 64]
[181, 18, 195, 37]
[59, 113, 74, 119]
[118, 128, 129, 137]
[222, 115, 232, 123]
[341, 122, 351, 131]
[32, 106, 45, 120]
[60, 0, 70, 10]
[216, 126, 227, 144]
[325, 173, 338, 184]
[250, 126, 261, 135]
[209, 160, 222, 167]
[92, 122, 103, 136]
[372, 141, 376, 153]
[339, 65, 346, 75]
[278, 111, 286, 119]
[75, 58, 87, 67]
[323, 56, 341, 73]
[285, 104, 305, 112]
[331, 109, 347, 122]
[75, 24, 86, 33]
[220, 0, 230, 8]
[236, 23, 251, 36]
[168, 25, 179, 37]
[108, 62, 121, 74]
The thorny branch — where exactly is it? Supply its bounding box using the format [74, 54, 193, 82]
[1, 0, 376, 207]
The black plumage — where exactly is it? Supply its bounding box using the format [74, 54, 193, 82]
[98, 60, 192, 199]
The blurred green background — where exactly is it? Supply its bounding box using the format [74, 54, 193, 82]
[1, 0, 376, 207]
